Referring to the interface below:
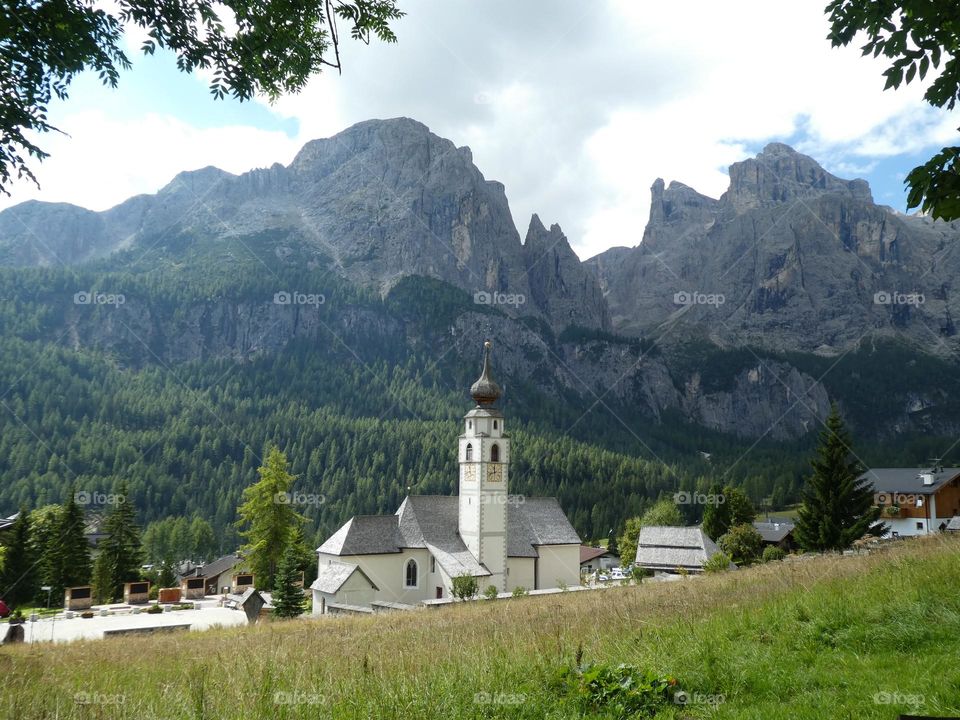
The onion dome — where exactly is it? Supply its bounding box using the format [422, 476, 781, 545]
[470, 340, 501, 406]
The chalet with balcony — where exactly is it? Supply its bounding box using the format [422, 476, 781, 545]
[864, 465, 960, 537]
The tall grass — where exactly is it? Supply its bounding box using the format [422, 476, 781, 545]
[4, 536, 959, 718]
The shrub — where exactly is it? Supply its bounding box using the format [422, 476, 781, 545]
[762, 546, 786, 563]
[557, 579, 569, 592]
[703, 552, 733, 574]
[148, 585, 159, 601]
[553, 662, 676, 717]
[483, 585, 498, 601]
[675, 566, 689, 577]
[511, 586, 528, 598]
[718, 523, 764, 565]
[146, 603, 163, 614]
[630, 566, 647, 584]
[452, 574, 478, 601]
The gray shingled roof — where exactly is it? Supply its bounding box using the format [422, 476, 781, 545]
[635, 526, 729, 572]
[396, 497, 490, 578]
[317, 515, 404, 555]
[190, 553, 243, 581]
[316, 494, 581, 571]
[752, 521, 795, 543]
[311, 562, 379, 594]
[862, 468, 960, 494]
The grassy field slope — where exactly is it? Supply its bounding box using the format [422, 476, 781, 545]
[4, 536, 959, 719]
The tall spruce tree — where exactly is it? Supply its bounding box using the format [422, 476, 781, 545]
[97, 482, 143, 599]
[794, 405, 882, 551]
[272, 544, 306, 618]
[237, 446, 305, 589]
[0, 507, 37, 608]
[46, 491, 92, 599]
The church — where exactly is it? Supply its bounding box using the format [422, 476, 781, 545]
[311, 342, 581, 613]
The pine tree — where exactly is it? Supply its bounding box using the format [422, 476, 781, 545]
[92, 551, 114, 604]
[0, 507, 37, 608]
[47, 491, 92, 599]
[97, 482, 143, 599]
[236, 446, 305, 589]
[272, 544, 305, 618]
[794, 405, 882, 551]
[701, 483, 731, 540]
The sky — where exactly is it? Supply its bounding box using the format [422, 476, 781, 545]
[2, 0, 957, 260]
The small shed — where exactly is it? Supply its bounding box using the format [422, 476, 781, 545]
[752, 521, 796, 550]
[64, 586, 93, 611]
[226, 587, 267, 624]
[181, 577, 206, 600]
[123, 581, 151, 605]
[579, 545, 620, 573]
[634, 526, 734, 574]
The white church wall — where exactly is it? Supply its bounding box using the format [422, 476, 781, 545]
[506, 557, 535, 592]
[536, 545, 581, 589]
[317, 550, 433, 605]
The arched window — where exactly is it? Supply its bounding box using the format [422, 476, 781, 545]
[404, 559, 418, 588]
[493, 420, 498, 430]
[468, 420, 472, 429]
[491, 443, 500, 462]
[465, 443, 473, 461]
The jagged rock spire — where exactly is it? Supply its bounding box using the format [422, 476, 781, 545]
[469, 340, 501, 406]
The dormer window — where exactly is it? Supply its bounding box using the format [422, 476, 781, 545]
[465, 443, 473, 461]
[491, 443, 500, 462]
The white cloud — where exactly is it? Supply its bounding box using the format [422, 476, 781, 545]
[3, 0, 959, 261]
[0, 111, 300, 212]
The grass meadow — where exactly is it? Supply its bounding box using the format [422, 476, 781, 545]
[3, 535, 959, 719]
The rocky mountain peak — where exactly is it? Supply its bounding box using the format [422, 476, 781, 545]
[723, 143, 873, 212]
[523, 214, 610, 331]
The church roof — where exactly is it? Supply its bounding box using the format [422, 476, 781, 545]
[311, 561, 379, 594]
[317, 515, 404, 555]
[316, 495, 581, 569]
[397, 497, 490, 578]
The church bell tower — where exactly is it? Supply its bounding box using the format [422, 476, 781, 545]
[458, 341, 509, 591]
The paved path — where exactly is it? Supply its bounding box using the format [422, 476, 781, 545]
[19, 606, 247, 644]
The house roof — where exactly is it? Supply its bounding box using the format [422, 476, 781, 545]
[752, 521, 796, 543]
[310, 561, 379, 594]
[316, 494, 581, 573]
[0, 513, 19, 532]
[947, 516, 960, 531]
[635, 526, 730, 571]
[580, 546, 615, 564]
[862, 468, 960, 494]
[194, 553, 244, 581]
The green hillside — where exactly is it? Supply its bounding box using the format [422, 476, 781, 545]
[3, 535, 958, 719]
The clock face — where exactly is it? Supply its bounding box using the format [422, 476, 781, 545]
[462, 465, 477, 483]
[487, 465, 503, 482]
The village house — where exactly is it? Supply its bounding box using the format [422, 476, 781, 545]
[311, 342, 581, 613]
[864, 464, 960, 537]
[752, 520, 796, 551]
[579, 545, 620, 574]
[634, 526, 733, 574]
